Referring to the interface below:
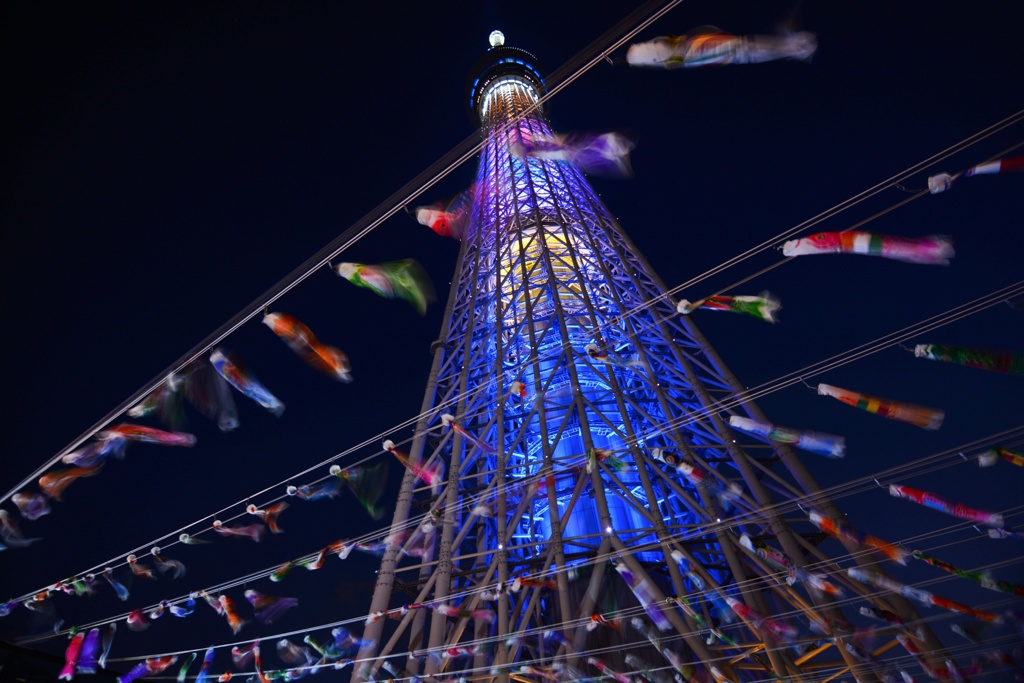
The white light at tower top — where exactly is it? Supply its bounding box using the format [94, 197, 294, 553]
[489, 30, 505, 47]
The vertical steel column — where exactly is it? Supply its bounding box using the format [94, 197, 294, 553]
[355, 241, 469, 682]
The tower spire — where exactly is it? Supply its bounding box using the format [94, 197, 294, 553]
[356, 36, 945, 683]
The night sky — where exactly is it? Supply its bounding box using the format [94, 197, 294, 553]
[1, 0, 1022, 676]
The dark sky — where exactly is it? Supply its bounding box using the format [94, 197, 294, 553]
[1, 0, 1022, 676]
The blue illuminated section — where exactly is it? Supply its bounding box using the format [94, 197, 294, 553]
[471, 76, 678, 563]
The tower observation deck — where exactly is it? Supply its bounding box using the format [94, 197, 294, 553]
[355, 34, 943, 683]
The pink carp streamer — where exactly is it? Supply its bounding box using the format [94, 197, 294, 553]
[728, 415, 845, 458]
[897, 634, 945, 681]
[677, 292, 780, 323]
[914, 343, 1023, 375]
[59, 631, 85, 680]
[928, 154, 1024, 193]
[783, 231, 954, 265]
[626, 30, 816, 69]
[212, 519, 265, 543]
[817, 383, 944, 430]
[888, 483, 1004, 528]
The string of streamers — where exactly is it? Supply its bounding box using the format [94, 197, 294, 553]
[4, 17, 1019, 683]
[4, 135, 1019, 528]
[610, 120, 1024, 325]
[0, 0, 694, 508]
[927, 153, 1024, 193]
[4, 438, 1019, 683]
[629, 280, 1023, 447]
[695, 139, 1024, 308]
[36, 507, 1024, 655]
[45, 547, 1024, 683]
[36, 528, 1024, 683]
[6, 280, 1019, 609]
[18, 428, 1024, 663]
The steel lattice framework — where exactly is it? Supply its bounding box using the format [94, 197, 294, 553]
[355, 40, 945, 683]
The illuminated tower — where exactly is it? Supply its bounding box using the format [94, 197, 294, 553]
[357, 33, 943, 682]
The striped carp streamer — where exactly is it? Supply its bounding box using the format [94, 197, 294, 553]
[817, 383, 944, 430]
[728, 415, 845, 458]
[888, 483, 1004, 528]
[587, 657, 632, 683]
[913, 343, 1023, 375]
[928, 154, 1024, 193]
[626, 29, 816, 69]
[782, 231, 954, 265]
[335, 259, 435, 316]
[651, 448, 742, 511]
[848, 567, 1002, 623]
[677, 292, 780, 323]
[911, 549, 1024, 597]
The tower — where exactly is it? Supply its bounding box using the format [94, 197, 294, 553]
[356, 35, 945, 682]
